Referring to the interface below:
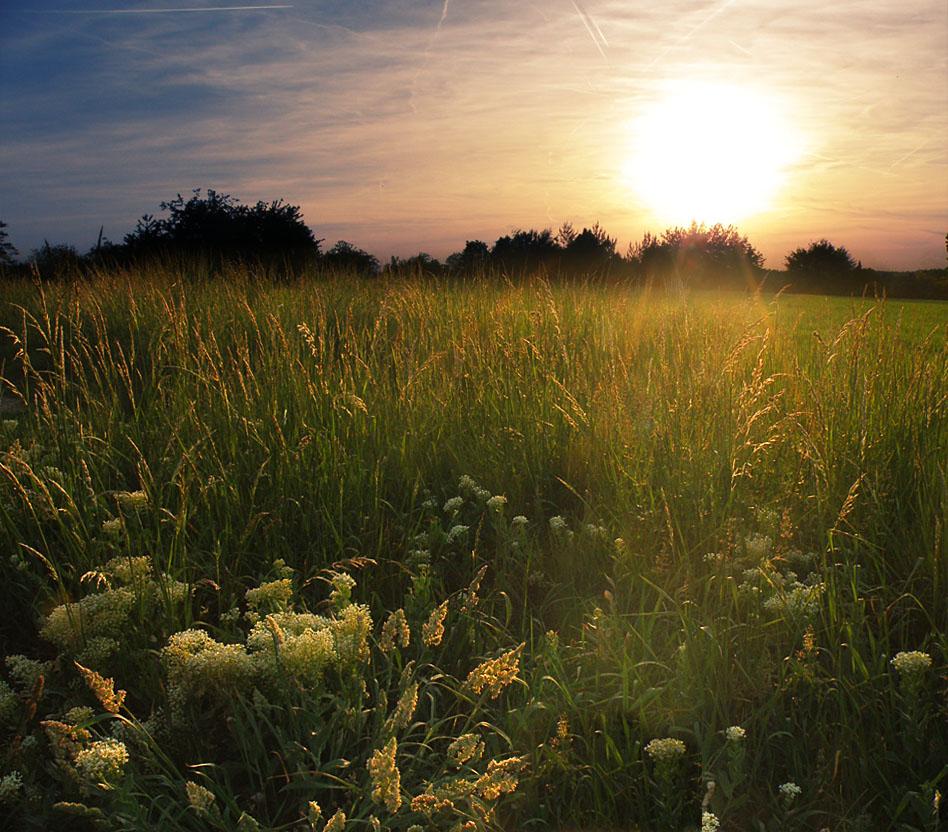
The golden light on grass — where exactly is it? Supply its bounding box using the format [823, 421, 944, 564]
[625, 80, 803, 225]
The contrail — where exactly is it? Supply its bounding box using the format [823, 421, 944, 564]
[646, 0, 738, 70]
[571, 0, 608, 60]
[33, 6, 293, 14]
[435, 0, 450, 34]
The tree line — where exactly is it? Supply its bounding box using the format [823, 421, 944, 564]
[1, 189, 946, 298]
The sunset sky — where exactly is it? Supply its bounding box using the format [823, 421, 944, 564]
[1, 1, 946, 269]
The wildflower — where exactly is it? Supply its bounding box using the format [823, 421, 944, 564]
[367, 737, 401, 812]
[272, 558, 294, 578]
[549, 515, 567, 532]
[74, 739, 129, 784]
[410, 792, 454, 816]
[645, 737, 686, 763]
[238, 812, 262, 831]
[702, 812, 721, 832]
[116, 490, 148, 513]
[486, 494, 507, 512]
[890, 651, 932, 676]
[465, 643, 523, 698]
[512, 515, 528, 527]
[448, 733, 485, 767]
[53, 802, 107, 822]
[329, 572, 357, 608]
[379, 608, 410, 652]
[779, 780, 802, 802]
[475, 757, 523, 799]
[445, 524, 469, 544]
[458, 474, 477, 493]
[443, 496, 464, 513]
[385, 682, 418, 733]
[0, 771, 22, 804]
[744, 533, 772, 559]
[162, 629, 252, 715]
[726, 725, 746, 743]
[422, 601, 448, 647]
[245, 578, 294, 611]
[6, 654, 51, 693]
[323, 810, 346, 832]
[101, 518, 122, 536]
[75, 662, 126, 713]
[331, 603, 372, 668]
[41, 587, 136, 657]
[186, 781, 220, 819]
[306, 801, 322, 829]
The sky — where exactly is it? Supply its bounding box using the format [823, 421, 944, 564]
[1, 0, 946, 270]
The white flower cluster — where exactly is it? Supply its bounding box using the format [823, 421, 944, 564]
[549, 515, 567, 532]
[73, 738, 129, 784]
[443, 496, 464, 513]
[41, 556, 187, 665]
[486, 494, 507, 512]
[245, 578, 294, 611]
[0, 771, 22, 804]
[644, 737, 686, 763]
[779, 780, 802, 800]
[701, 811, 720, 832]
[445, 524, 469, 544]
[725, 725, 746, 742]
[890, 650, 932, 676]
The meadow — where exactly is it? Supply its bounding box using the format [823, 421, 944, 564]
[0, 264, 945, 831]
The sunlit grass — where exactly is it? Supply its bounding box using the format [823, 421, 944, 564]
[0, 265, 945, 830]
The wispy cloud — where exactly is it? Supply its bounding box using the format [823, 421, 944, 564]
[31, 5, 293, 13]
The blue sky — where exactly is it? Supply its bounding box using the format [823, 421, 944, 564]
[1, 0, 946, 268]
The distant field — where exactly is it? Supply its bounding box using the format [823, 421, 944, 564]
[0, 269, 945, 831]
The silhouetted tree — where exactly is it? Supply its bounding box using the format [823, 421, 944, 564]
[30, 241, 80, 278]
[491, 228, 559, 274]
[123, 188, 319, 263]
[445, 240, 490, 276]
[385, 252, 442, 278]
[784, 239, 857, 292]
[0, 221, 18, 266]
[323, 240, 380, 276]
[628, 222, 763, 288]
[561, 223, 619, 277]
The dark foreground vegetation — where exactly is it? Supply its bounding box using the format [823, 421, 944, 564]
[0, 265, 945, 831]
[2, 190, 946, 299]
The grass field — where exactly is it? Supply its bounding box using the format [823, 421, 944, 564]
[0, 265, 945, 831]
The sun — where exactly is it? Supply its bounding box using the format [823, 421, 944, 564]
[625, 81, 801, 225]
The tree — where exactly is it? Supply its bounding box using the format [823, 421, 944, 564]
[29, 241, 80, 278]
[123, 188, 319, 261]
[0, 221, 18, 266]
[385, 252, 442, 278]
[322, 241, 380, 276]
[561, 223, 619, 277]
[785, 239, 857, 278]
[628, 222, 763, 288]
[445, 240, 490, 276]
[490, 228, 559, 274]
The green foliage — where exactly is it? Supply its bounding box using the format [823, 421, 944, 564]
[0, 269, 946, 830]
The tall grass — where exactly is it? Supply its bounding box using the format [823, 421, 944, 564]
[0, 265, 945, 830]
